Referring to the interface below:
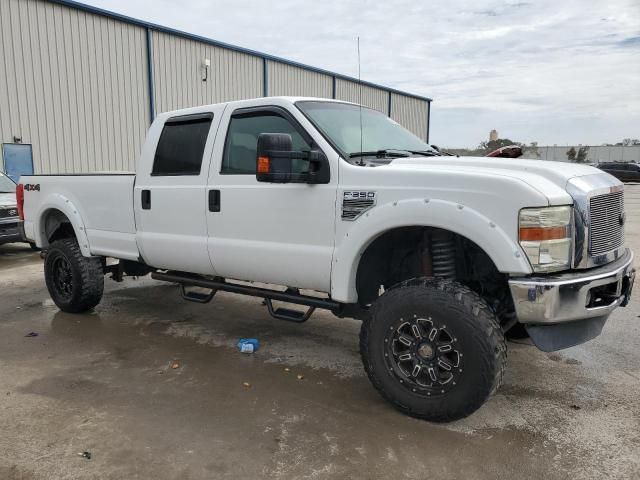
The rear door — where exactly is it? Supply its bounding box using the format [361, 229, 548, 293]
[135, 107, 224, 274]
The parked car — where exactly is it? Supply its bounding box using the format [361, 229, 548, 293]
[597, 162, 640, 182]
[0, 171, 24, 246]
[18, 97, 635, 422]
[486, 145, 523, 158]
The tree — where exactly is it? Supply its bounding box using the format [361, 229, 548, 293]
[576, 146, 590, 163]
[525, 141, 541, 159]
[566, 147, 576, 161]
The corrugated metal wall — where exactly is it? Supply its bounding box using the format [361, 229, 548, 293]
[391, 93, 429, 140]
[335, 79, 388, 113]
[0, 0, 430, 175]
[0, 0, 149, 173]
[151, 31, 263, 114]
[267, 61, 332, 98]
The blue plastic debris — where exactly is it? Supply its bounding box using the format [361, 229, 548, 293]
[237, 338, 259, 353]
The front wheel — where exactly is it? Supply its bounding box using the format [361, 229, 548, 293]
[360, 277, 506, 422]
[44, 238, 104, 313]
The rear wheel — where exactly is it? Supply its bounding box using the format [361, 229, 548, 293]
[44, 238, 104, 313]
[360, 277, 506, 422]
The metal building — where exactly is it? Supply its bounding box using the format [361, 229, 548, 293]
[0, 0, 432, 177]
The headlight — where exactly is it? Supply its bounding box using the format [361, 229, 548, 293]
[519, 206, 572, 272]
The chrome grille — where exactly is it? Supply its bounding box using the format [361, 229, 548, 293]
[589, 191, 624, 256]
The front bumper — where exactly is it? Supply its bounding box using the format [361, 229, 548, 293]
[0, 219, 24, 244]
[509, 248, 635, 325]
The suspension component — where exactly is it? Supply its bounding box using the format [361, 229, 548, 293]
[431, 230, 457, 279]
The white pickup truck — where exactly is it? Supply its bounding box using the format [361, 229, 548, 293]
[19, 97, 635, 422]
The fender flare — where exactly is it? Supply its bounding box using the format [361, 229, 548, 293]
[330, 198, 532, 303]
[35, 194, 92, 257]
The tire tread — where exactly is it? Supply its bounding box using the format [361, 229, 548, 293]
[360, 277, 507, 422]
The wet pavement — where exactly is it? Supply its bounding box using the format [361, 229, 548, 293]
[1, 186, 639, 479]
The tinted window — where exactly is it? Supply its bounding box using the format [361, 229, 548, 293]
[222, 113, 311, 174]
[152, 113, 213, 176]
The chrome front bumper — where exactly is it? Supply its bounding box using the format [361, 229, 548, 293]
[509, 248, 635, 325]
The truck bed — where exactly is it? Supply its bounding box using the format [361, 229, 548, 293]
[22, 173, 140, 260]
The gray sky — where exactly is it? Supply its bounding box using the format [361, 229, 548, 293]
[85, 0, 640, 148]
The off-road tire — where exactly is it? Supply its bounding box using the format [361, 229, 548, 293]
[360, 277, 506, 422]
[44, 238, 104, 313]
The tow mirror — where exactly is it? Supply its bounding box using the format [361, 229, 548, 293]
[256, 133, 330, 184]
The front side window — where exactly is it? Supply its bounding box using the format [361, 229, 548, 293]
[222, 112, 311, 174]
[152, 113, 213, 176]
[297, 101, 437, 163]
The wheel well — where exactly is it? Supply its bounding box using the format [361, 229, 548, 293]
[355, 226, 513, 317]
[42, 209, 77, 245]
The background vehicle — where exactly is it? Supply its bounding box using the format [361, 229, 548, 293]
[597, 162, 640, 182]
[0, 172, 23, 246]
[18, 97, 635, 422]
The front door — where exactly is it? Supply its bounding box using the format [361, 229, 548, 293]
[206, 105, 338, 292]
[135, 108, 224, 274]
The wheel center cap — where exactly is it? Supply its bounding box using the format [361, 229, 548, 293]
[417, 343, 435, 360]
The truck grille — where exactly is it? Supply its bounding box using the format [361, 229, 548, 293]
[0, 206, 19, 219]
[589, 191, 624, 256]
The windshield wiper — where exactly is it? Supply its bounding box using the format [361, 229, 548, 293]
[403, 150, 441, 157]
[349, 149, 411, 159]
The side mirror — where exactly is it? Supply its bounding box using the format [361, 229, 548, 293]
[256, 133, 330, 184]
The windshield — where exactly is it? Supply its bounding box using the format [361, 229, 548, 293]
[0, 173, 16, 193]
[297, 101, 437, 162]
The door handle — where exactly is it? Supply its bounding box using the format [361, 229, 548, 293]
[209, 190, 220, 212]
[141, 190, 151, 210]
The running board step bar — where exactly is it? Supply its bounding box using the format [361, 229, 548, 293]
[151, 271, 340, 315]
[264, 299, 315, 323]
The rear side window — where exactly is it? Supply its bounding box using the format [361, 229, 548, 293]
[152, 113, 213, 176]
[221, 113, 311, 175]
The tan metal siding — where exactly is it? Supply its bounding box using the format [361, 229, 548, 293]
[335, 78, 388, 113]
[391, 93, 429, 141]
[151, 31, 263, 114]
[267, 61, 333, 98]
[0, 0, 150, 173]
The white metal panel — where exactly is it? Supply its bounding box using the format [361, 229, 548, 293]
[335, 78, 388, 113]
[0, 0, 150, 174]
[151, 30, 263, 114]
[390, 93, 429, 141]
[21, 173, 138, 258]
[267, 61, 333, 98]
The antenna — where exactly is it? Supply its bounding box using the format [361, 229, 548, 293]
[357, 37, 364, 165]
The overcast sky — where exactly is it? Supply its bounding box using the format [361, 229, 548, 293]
[85, 0, 640, 148]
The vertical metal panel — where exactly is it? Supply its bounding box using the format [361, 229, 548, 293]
[335, 78, 388, 113]
[151, 30, 263, 114]
[266, 61, 333, 98]
[390, 93, 429, 141]
[0, 0, 150, 173]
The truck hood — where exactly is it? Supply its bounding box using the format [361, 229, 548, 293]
[389, 156, 611, 205]
[0, 192, 17, 208]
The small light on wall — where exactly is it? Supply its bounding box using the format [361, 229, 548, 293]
[13, 136, 22, 143]
[202, 58, 210, 82]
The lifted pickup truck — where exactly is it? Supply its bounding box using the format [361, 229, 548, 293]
[19, 97, 635, 421]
